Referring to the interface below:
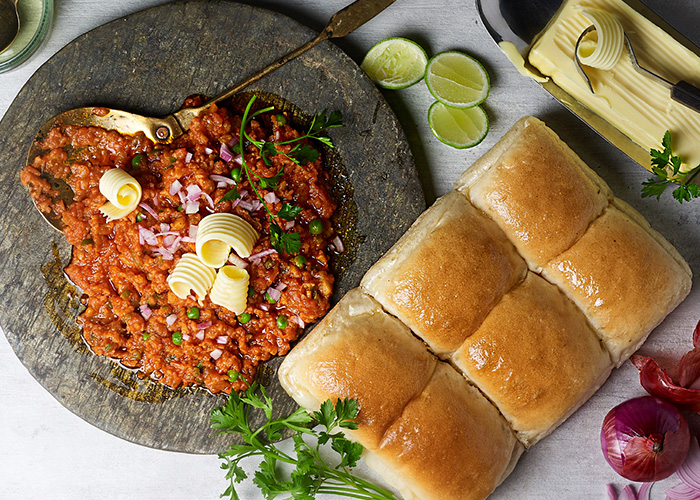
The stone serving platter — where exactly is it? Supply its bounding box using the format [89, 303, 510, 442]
[0, 0, 424, 454]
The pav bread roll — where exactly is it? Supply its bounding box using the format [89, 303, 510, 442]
[455, 116, 612, 271]
[543, 199, 692, 365]
[363, 363, 523, 500]
[452, 272, 613, 446]
[361, 190, 527, 355]
[278, 288, 437, 450]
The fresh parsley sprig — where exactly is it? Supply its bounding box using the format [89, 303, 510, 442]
[642, 130, 700, 203]
[211, 383, 398, 500]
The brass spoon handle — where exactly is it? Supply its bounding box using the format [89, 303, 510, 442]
[165, 0, 396, 140]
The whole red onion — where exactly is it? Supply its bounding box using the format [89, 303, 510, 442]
[601, 396, 690, 482]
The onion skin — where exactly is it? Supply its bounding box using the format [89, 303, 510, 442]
[601, 396, 690, 482]
[632, 355, 700, 411]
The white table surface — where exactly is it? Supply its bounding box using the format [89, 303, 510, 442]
[3, 1, 700, 499]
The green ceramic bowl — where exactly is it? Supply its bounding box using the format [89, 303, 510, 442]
[0, 0, 53, 73]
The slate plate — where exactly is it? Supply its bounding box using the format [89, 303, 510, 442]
[0, 0, 424, 454]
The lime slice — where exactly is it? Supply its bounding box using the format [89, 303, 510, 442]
[425, 51, 490, 108]
[428, 101, 489, 149]
[360, 37, 428, 90]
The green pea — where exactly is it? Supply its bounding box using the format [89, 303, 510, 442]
[309, 219, 324, 235]
[187, 306, 200, 319]
[172, 331, 183, 345]
[231, 168, 242, 182]
[227, 370, 239, 382]
[136, 213, 146, 222]
[294, 255, 307, 267]
[275, 114, 287, 125]
[248, 286, 255, 298]
[81, 238, 93, 246]
[238, 312, 251, 324]
[132, 154, 144, 168]
[265, 292, 276, 304]
[276, 315, 288, 329]
[142, 333, 150, 341]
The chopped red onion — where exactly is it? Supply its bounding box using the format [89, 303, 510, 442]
[169, 179, 183, 196]
[216, 335, 228, 344]
[259, 303, 269, 312]
[160, 223, 170, 233]
[285, 220, 295, 231]
[332, 235, 345, 253]
[189, 225, 198, 239]
[238, 200, 255, 211]
[210, 349, 223, 360]
[202, 192, 215, 209]
[154, 246, 174, 260]
[210, 174, 235, 186]
[197, 321, 212, 330]
[185, 152, 193, 163]
[264, 191, 279, 204]
[204, 147, 213, 155]
[195, 331, 204, 341]
[185, 200, 200, 214]
[233, 156, 242, 166]
[228, 254, 248, 268]
[220, 143, 234, 162]
[266, 287, 282, 303]
[250, 199, 263, 212]
[163, 234, 177, 247]
[249, 249, 278, 261]
[138, 202, 159, 220]
[138, 226, 157, 246]
[291, 315, 305, 328]
[275, 282, 287, 292]
[182, 334, 190, 341]
[166, 314, 178, 326]
[152, 196, 160, 208]
[186, 184, 202, 201]
[139, 304, 152, 320]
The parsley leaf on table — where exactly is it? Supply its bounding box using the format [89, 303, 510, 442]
[642, 130, 700, 203]
[211, 383, 398, 500]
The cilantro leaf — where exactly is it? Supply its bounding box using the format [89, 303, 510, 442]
[269, 224, 301, 254]
[277, 203, 301, 221]
[218, 186, 240, 204]
[257, 166, 284, 190]
[260, 142, 278, 167]
[289, 144, 320, 165]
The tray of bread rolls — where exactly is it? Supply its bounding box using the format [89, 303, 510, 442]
[277, 116, 692, 500]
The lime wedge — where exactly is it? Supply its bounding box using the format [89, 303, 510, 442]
[425, 51, 490, 108]
[360, 37, 428, 90]
[428, 102, 489, 149]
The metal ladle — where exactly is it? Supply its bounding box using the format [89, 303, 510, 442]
[28, 0, 395, 232]
[575, 25, 700, 113]
[0, 0, 20, 55]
